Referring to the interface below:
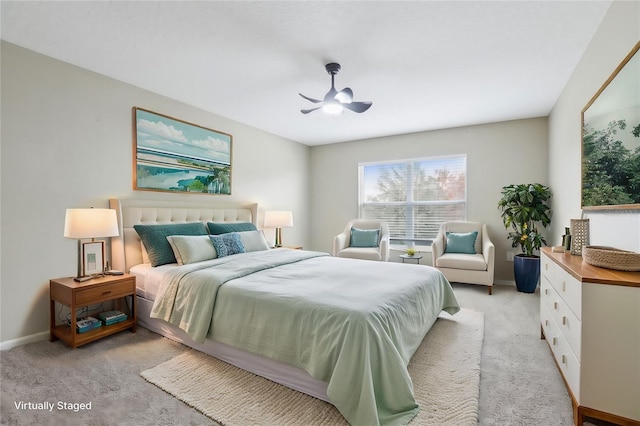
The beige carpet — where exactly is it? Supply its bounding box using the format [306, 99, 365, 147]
[141, 308, 484, 426]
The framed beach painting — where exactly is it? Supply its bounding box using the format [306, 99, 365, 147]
[133, 107, 232, 195]
[581, 42, 640, 210]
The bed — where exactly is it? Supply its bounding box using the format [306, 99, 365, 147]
[109, 198, 460, 426]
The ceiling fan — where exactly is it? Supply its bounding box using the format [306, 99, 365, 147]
[299, 63, 372, 115]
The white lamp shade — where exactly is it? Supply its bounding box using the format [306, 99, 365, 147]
[264, 210, 294, 228]
[64, 208, 119, 239]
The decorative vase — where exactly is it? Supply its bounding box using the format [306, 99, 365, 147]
[513, 254, 540, 293]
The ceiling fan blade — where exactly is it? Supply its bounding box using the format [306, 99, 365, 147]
[323, 87, 338, 102]
[343, 101, 372, 113]
[335, 88, 353, 103]
[299, 93, 323, 103]
[301, 105, 323, 114]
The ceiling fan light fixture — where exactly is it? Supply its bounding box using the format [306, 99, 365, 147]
[322, 103, 344, 115]
[299, 63, 371, 115]
[334, 91, 352, 104]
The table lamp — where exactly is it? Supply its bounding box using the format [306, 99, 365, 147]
[264, 211, 293, 247]
[64, 208, 119, 282]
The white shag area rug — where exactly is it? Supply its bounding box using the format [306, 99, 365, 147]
[141, 308, 484, 426]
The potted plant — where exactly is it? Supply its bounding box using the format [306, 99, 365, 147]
[497, 183, 552, 293]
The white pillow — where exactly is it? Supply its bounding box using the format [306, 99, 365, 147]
[166, 235, 217, 265]
[237, 230, 270, 252]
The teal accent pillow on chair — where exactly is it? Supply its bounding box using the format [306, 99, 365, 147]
[134, 222, 208, 267]
[350, 227, 380, 248]
[445, 231, 478, 254]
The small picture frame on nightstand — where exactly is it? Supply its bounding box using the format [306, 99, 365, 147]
[82, 241, 104, 275]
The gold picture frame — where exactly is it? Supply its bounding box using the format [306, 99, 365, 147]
[581, 42, 640, 210]
[133, 107, 232, 195]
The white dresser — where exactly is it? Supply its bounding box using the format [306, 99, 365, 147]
[540, 248, 640, 426]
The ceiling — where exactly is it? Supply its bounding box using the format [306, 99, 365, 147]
[1, 1, 612, 146]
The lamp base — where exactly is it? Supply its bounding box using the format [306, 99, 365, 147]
[274, 227, 283, 247]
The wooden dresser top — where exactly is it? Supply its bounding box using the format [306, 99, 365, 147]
[542, 247, 640, 288]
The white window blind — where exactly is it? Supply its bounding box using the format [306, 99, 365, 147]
[358, 155, 467, 244]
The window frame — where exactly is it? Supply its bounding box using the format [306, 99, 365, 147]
[358, 154, 468, 247]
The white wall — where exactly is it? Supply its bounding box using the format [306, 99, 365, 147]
[309, 117, 549, 282]
[548, 0, 640, 251]
[0, 42, 310, 345]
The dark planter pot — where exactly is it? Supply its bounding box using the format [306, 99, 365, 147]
[513, 254, 540, 293]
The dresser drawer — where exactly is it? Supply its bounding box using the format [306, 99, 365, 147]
[540, 278, 555, 313]
[548, 292, 581, 361]
[540, 301, 558, 349]
[554, 325, 581, 403]
[554, 266, 582, 320]
[541, 303, 581, 402]
[75, 279, 134, 305]
[541, 253, 556, 286]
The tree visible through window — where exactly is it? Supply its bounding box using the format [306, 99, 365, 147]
[358, 155, 467, 245]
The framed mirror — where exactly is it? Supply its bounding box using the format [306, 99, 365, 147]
[581, 41, 640, 210]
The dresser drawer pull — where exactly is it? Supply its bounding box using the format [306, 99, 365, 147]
[562, 281, 566, 292]
[562, 354, 567, 364]
[554, 301, 559, 310]
[552, 337, 557, 346]
[545, 263, 548, 271]
[544, 288, 549, 295]
[102, 290, 112, 296]
[562, 316, 567, 326]
[545, 319, 549, 327]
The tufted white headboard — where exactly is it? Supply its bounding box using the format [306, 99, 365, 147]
[109, 198, 258, 273]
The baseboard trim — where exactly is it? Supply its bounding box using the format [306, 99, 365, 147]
[1, 330, 49, 351]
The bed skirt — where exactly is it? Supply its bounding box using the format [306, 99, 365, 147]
[136, 295, 331, 402]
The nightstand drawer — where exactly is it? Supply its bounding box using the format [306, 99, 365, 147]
[75, 280, 133, 305]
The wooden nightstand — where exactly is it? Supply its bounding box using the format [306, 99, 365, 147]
[50, 274, 136, 348]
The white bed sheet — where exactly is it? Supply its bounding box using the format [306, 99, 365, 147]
[130, 263, 176, 299]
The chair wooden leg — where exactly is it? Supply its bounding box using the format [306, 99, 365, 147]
[488, 285, 493, 295]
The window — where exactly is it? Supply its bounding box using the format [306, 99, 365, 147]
[358, 155, 467, 245]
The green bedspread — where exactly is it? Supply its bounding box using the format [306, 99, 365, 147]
[150, 248, 460, 426]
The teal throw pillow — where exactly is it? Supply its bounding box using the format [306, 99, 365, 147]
[207, 222, 257, 235]
[134, 222, 208, 267]
[350, 227, 380, 248]
[209, 233, 245, 258]
[445, 231, 478, 254]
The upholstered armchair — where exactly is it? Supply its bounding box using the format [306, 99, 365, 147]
[333, 219, 390, 261]
[432, 221, 495, 294]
